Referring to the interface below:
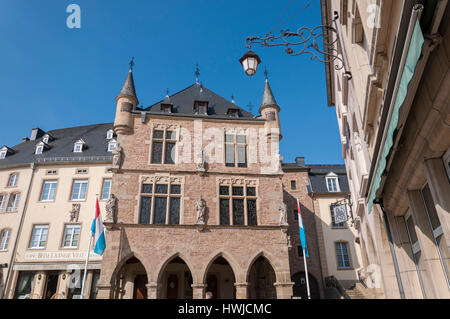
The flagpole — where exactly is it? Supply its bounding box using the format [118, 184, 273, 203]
[80, 195, 97, 299]
[297, 198, 311, 300]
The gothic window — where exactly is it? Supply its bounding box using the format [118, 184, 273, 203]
[151, 128, 177, 164]
[219, 184, 257, 226]
[139, 180, 182, 225]
[225, 133, 247, 167]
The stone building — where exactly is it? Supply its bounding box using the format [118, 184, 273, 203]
[321, 0, 449, 298]
[95, 65, 301, 299]
[0, 124, 114, 299]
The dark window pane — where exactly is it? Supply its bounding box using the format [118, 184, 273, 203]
[170, 185, 181, 194]
[169, 197, 180, 224]
[166, 131, 176, 140]
[247, 199, 257, 226]
[220, 199, 230, 225]
[246, 187, 256, 197]
[297, 246, 303, 257]
[155, 184, 168, 194]
[151, 142, 163, 164]
[141, 184, 153, 194]
[293, 209, 298, 221]
[153, 130, 164, 139]
[291, 181, 297, 190]
[233, 199, 244, 226]
[139, 197, 152, 224]
[165, 142, 175, 164]
[225, 134, 234, 143]
[232, 187, 243, 196]
[219, 186, 229, 196]
[225, 144, 234, 166]
[153, 197, 167, 224]
[421, 184, 441, 230]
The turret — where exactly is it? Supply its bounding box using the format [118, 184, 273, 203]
[259, 77, 282, 141]
[114, 60, 138, 135]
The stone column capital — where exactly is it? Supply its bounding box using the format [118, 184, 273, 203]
[191, 283, 207, 289]
[234, 282, 249, 288]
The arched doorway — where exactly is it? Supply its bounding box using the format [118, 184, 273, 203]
[292, 272, 320, 299]
[204, 256, 236, 299]
[248, 256, 276, 299]
[114, 256, 148, 299]
[159, 257, 193, 299]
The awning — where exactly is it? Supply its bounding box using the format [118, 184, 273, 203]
[368, 19, 424, 213]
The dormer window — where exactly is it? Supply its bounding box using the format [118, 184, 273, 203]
[194, 101, 208, 115]
[326, 173, 341, 192]
[35, 142, 49, 155]
[226, 108, 240, 118]
[160, 103, 173, 113]
[108, 139, 117, 152]
[42, 134, 53, 144]
[106, 129, 114, 140]
[73, 139, 86, 153]
[0, 146, 14, 159]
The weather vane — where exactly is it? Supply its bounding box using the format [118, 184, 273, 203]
[195, 64, 200, 83]
[129, 57, 135, 71]
[264, 66, 269, 80]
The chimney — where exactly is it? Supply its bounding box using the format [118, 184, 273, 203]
[30, 128, 45, 141]
[295, 157, 305, 166]
[22, 137, 30, 142]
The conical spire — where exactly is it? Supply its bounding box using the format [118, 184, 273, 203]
[260, 78, 278, 108]
[117, 59, 138, 103]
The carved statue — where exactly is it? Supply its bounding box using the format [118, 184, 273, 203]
[279, 201, 288, 226]
[196, 149, 206, 175]
[69, 204, 81, 222]
[112, 143, 123, 167]
[195, 196, 207, 225]
[105, 194, 117, 223]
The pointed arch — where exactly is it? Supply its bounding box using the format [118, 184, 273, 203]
[155, 252, 197, 285]
[109, 252, 151, 286]
[201, 251, 242, 283]
[245, 250, 280, 282]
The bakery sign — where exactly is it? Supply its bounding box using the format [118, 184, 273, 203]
[24, 251, 101, 261]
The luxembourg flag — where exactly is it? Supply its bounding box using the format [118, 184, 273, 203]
[91, 198, 106, 255]
[296, 198, 309, 258]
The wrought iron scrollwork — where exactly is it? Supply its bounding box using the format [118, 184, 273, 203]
[245, 25, 344, 70]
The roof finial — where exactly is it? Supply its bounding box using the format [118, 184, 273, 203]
[165, 88, 170, 100]
[129, 57, 135, 72]
[231, 94, 235, 104]
[264, 66, 269, 81]
[195, 64, 200, 84]
[200, 81, 203, 93]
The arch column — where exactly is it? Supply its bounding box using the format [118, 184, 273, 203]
[191, 284, 207, 299]
[146, 283, 158, 299]
[234, 282, 248, 299]
[274, 281, 294, 299]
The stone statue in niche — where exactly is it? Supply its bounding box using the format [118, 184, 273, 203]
[279, 201, 288, 226]
[105, 194, 117, 223]
[196, 149, 206, 176]
[112, 143, 123, 167]
[195, 196, 207, 225]
[69, 204, 81, 222]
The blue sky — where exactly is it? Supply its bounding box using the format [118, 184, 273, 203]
[0, 0, 343, 165]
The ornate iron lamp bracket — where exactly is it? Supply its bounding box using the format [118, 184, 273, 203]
[244, 19, 345, 71]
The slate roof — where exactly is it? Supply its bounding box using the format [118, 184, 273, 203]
[261, 79, 278, 108]
[141, 83, 257, 120]
[0, 123, 114, 169]
[118, 70, 138, 102]
[307, 164, 350, 194]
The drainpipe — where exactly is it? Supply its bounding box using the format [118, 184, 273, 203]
[376, 201, 405, 299]
[1, 162, 36, 299]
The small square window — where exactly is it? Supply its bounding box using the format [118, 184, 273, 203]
[291, 180, 297, 190]
[35, 146, 43, 155]
[108, 141, 117, 152]
[74, 143, 83, 153]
